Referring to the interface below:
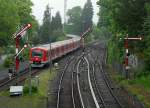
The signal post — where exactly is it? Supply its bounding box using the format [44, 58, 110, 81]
[122, 34, 142, 79]
[13, 24, 31, 75]
[81, 27, 92, 52]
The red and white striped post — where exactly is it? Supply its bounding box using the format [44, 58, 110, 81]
[123, 34, 143, 79]
[125, 35, 129, 69]
[124, 35, 129, 78]
[15, 38, 20, 72]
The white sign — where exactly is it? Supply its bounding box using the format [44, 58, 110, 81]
[10, 86, 23, 96]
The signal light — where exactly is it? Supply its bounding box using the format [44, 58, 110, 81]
[24, 44, 28, 48]
[27, 23, 32, 28]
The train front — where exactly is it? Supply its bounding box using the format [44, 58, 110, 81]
[30, 47, 47, 67]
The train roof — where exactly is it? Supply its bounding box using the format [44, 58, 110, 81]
[31, 35, 81, 50]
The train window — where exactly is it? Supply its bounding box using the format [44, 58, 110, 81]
[32, 50, 42, 58]
[51, 49, 54, 57]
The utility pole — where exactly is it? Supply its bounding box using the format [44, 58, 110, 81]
[64, 0, 67, 24]
[49, 6, 53, 75]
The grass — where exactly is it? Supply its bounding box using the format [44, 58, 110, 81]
[110, 69, 150, 108]
[0, 64, 5, 70]
[0, 68, 57, 108]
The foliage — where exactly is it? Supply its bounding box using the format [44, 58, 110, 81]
[0, 0, 39, 50]
[38, 5, 65, 44]
[0, 0, 19, 46]
[0, 47, 4, 56]
[81, 0, 93, 33]
[23, 86, 38, 95]
[97, 0, 150, 72]
[52, 29, 66, 41]
[38, 5, 51, 44]
[3, 55, 14, 68]
[65, 0, 93, 37]
[51, 12, 63, 31]
[66, 6, 82, 35]
[51, 12, 65, 41]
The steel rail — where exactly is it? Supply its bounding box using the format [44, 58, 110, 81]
[84, 56, 100, 108]
[71, 56, 82, 108]
[56, 56, 74, 108]
[100, 64, 123, 108]
[77, 59, 86, 108]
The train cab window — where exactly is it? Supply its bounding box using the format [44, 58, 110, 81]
[32, 50, 42, 58]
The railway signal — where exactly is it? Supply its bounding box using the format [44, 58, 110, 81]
[81, 27, 92, 38]
[81, 27, 92, 51]
[15, 43, 28, 58]
[122, 34, 143, 79]
[13, 23, 32, 39]
[13, 24, 32, 73]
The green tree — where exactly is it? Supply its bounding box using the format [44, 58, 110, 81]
[97, 0, 150, 72]
[0, 0, 38, 47]
[66, 6, 82, 35]
[14, 0, 33, 24]
[39, 5, 52, 43]
[81, 0, 93, 33]
[143, 3, 150, 70]
[51, 12, 65, 41]
[12, 0, 39, 46]
[51, 12, 63, 31]
[0, 0, 19, 46]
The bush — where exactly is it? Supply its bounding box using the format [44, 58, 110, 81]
[3, 56, 14, 68]
[23, 86, 38, 95]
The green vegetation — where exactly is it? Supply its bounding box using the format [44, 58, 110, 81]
[37, 5, 65, 44]
[81, 0, 93, 33]
[3, 55, 14, 68]
[96, 0, 150, 106]
[65, 6, 83, 35]
[0, 68, 57, 108]
[97, 0, 150, 72]
[65, 0, 93, 36]
[0, 0, 38, 47]
[109, 66, 150, 108]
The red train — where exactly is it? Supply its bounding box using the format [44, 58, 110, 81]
[29, 35, 81, 67]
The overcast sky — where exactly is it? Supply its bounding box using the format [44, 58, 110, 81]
[31, 0, 99, 24]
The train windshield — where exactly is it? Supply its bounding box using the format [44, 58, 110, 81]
[32, 50, 43, 58]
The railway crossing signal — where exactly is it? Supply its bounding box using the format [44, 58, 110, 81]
[121, 34, 143, 79]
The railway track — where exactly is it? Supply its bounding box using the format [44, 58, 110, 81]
[56, 50, 85, 108]
[52, 42, 128, 108]
[77, 56, 99, 108]
[56, 56, 74, 108]
[88, 46, 124, 108]
[56, 47, 95, 108]
[72, 56, 84, 108]
[0, 62, 53, 91]
[0, 67, 42, 91]
[73, 44, 126, 108]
